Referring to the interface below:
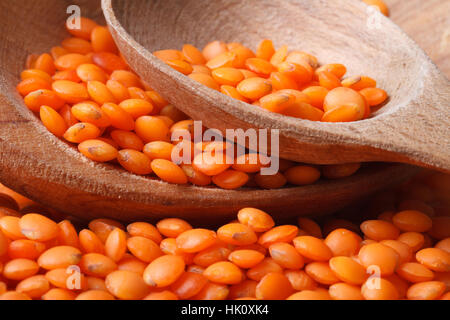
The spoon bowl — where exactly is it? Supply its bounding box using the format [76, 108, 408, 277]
[103, 0, 450, 172]
[0, 0, 421, 223]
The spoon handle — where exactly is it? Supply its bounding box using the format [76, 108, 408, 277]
[366, 68, 450, 172]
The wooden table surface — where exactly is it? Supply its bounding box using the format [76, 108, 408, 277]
[386, 0, 450, 78]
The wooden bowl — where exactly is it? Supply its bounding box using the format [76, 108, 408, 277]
[0, 0, 417, 224]
[103, 0, 449, 172]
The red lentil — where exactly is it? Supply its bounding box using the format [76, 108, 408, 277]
[362, 0, 390, 16]
[105, 228, 127, 262]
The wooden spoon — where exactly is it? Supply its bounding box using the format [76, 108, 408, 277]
[103, 0, 450, 172]
[0, 0, 419, 224]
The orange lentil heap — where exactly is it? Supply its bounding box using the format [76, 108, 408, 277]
[16, 17, 375, 190]
[0, 170, 449, 300]
[161, 40, 388, 122]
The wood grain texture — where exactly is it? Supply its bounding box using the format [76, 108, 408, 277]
[0, 0, 438, 223]
[385, 0, 450, 79]
[104, 0, 449, 172]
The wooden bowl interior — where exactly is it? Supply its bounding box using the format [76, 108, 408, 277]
[1, 0, 103, 81]
[110, 0, 425, 118]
